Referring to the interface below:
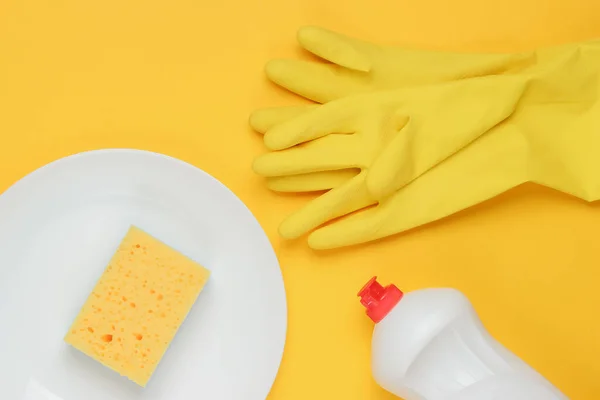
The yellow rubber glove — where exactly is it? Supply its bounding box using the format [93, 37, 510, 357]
[255, 46, 600, 249]
[253, 25, 531, 193]
[252, 26, 598, 193]
[266, 26, 535, 103]
[253, 75, 526, 239]
[308, 123, 529, 249]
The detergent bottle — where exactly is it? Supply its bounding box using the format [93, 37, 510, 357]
[358, 277, 568, 400]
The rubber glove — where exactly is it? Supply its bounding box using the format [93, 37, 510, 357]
[265, 25, 535, 103]
[251, 26, 598, 193]
[255, 46, 600, 249]
[307, 126, 528, 249]
[252, 25, 531, 193]
[253, 75, 526, 239]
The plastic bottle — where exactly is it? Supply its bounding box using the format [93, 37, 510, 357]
[357, 277, 568, 400]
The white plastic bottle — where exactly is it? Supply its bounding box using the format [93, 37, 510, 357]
[357, 277, 569, 400]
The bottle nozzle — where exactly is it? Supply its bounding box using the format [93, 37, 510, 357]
[357, 276, 403, 323]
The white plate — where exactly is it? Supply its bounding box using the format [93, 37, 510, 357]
[0, 149, 287, 400]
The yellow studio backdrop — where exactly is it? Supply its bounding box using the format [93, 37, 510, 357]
[1, 0, 600, 398]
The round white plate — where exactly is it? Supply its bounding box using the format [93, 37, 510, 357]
[0, 149, 287, 400]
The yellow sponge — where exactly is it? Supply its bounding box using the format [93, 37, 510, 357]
[64, 226, 210, 387]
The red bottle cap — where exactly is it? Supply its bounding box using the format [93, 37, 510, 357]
[357, 276, 403, 323]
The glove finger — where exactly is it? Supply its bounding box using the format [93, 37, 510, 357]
[309, 129, 529, 250]
[266, 59, 369, 103]
[263, 100, 356, 150]
[308, 204, 386, 250]
[249, 105, 318, 134]
[279, 172, 374, 239]
[296, 26, 371, 72]
[266, 169, 359, 192]
[253, 134, 360, 177]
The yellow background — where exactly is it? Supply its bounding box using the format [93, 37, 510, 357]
[1, 0, 600, 398]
